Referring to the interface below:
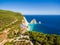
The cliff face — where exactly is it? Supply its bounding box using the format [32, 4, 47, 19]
[23, 17, 29, 26]
[21, 17, 29, 31]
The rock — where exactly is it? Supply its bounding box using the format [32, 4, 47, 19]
[39, 21, 41, 24]
[30, 19, 37, 24]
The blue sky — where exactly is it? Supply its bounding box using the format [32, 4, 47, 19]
[0, 0, 60, 15]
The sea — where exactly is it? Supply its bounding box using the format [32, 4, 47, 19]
[24, 15, 60, 35]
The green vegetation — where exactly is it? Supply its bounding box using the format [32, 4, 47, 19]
[0, 10, 23, 38]
[4, 42, 14, 45]
[0, 10, 23, 31]
[25, 31, 60, 45]
[5, 41, 31, 45]
[14, 41, 31, 45]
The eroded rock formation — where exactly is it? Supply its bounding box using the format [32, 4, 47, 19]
[30, 19, 37, 24]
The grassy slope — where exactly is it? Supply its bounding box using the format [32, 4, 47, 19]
[0, 10, 23, 31]
[0, 10, 23, 39]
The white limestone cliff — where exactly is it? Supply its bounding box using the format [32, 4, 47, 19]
[21, 17, 29, 31]
[23, 17, 29, 26]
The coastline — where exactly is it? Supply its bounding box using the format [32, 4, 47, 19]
[24, 15, 60, 35]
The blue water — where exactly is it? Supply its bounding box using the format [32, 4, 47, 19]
[24, 15, 60, 35]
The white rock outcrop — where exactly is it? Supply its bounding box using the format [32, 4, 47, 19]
[20, 17, 29, 31]
[23, 17, 29, 26]
[39, 21, 41, 24]
[30, 19, 37, 24]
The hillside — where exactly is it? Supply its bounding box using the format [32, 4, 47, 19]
[0, 10, 23, 31]
[0, 10, 23, 45]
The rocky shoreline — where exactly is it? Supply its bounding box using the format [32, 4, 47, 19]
[20, 16, 41, 34]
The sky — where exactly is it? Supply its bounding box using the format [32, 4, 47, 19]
[0, 0, 60, 15]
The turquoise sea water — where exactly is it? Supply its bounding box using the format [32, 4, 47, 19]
[28, 24, 35, 31]
[24, 15, 60, 35]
